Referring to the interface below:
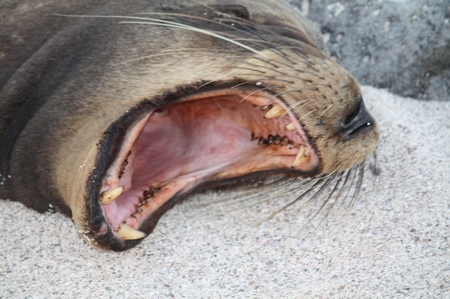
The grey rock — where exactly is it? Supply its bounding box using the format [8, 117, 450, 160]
[289, 0, 450, 100]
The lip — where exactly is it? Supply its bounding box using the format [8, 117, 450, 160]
[82, 85, 320, 251]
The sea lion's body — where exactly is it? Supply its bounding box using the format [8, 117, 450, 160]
[0, 0, 379, 251]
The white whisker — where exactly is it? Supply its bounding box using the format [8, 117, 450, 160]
[54, 14, 265, 56]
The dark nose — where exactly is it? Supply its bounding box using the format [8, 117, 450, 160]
[341, 98, 376, 137]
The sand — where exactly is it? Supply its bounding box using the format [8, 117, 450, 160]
[1, 86, 449, 298]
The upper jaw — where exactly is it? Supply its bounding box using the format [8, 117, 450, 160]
[82, 85, 321, 251]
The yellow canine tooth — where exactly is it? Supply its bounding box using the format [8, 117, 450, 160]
[100, 186, 124, 205]
[117, 223, 146, 240]
[285, 122, 296, 130]
[264, 105, 285, 119]
[292, 146, 310, 168]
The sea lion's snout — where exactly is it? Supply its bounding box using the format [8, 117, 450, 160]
[0, 0, 380, 251]
[83, 74, 379, 250]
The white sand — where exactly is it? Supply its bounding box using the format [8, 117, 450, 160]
[1, 86, 449, 298]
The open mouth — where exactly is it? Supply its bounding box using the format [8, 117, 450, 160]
[87, 87, 320, 249]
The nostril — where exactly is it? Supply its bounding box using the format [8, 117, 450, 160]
[344, 101, 361, 125]
[341, 98, 375, 137]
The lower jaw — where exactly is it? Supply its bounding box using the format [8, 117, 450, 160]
[84, 167, 320, 251]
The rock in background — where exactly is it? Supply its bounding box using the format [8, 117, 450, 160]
[289, 0, 450, 100]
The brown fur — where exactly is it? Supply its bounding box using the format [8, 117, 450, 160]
[0, 0, 378, 250]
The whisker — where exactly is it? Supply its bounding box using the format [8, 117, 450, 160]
[241, 179, 312, 209]
[255, 178, 324, 224]
[192, 176, 290, 208]
[258, 49, 318, 73]
[274, 88, 317, 98]
[246, 77, 295, 85]
[111, 49, 212, 66]
[318, 104, 333, 117]
[349, 163, 365, 208]
[231, 66, 267, 74]
[54, 14, 266, 56]
[299, 109, 317, 121]
[230, 81, 253, 89]
[251, 57, 280, 69]
[119, 20, 264, 55]
[198, 80, 215, 89]
[137, 12, 295, 51]
[307, 174, 344, 230]
[136, 11, 297, 56]
[333, 168, 355, 214]
[241, 61, 289, 76]
[240, 87, 272, 102]
[239, 61, 329, 87]
[289, 176, 334, 223]
[288, 98, 314, 111]
[290, 173, 351, 234]
[339, 163, 364, 222]
[334, 169, 358, 218]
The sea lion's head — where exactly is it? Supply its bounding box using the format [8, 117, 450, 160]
[0, 0, 379, 251]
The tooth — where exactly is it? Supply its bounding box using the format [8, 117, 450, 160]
[264, 105, 285, 119]
[292, 146, 310, 168]
[100, 186, 124, 205]
[285, 122, 296, 130]
[304, 147, 310, 156]
[117, 223, 146, 240]
[143, 190, 154, 199]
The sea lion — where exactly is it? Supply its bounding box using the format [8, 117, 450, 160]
[0, 0, 379, 251]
